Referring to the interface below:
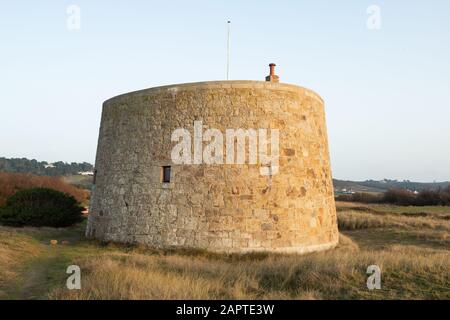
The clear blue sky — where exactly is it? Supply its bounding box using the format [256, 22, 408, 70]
[1, 1, 449, 181]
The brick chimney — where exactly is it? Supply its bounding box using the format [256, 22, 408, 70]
[265, 63, 279, 83]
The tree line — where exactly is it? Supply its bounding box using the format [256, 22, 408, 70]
[0, 157, 93, 176]
[337, 187, 450, 206]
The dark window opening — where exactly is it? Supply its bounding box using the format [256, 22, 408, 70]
[93, 169, 97, 185]
[162, 166, 171, 183]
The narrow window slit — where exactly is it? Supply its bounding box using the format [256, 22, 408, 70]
[162, 166, 171, 183]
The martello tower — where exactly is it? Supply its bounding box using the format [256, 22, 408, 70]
[87, 65, 339, 254]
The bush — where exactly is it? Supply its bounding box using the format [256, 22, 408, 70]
[415, 189, 441, 206]
[0, 188, 83, 227]
[382, 188, 417, 205]
[440, 186, 450, 205]
[0, 172, 88, 206]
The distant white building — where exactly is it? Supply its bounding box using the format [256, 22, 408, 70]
[78, 171, 94, 176]
[338, 188, 355, 195]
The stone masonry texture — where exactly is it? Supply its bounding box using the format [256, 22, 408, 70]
[87, 80, 339, 254]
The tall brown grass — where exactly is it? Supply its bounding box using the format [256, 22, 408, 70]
[0, 173, 88, 206]
[48, 233, 449, 300]
[1, 202, 448, 300]
[337, 210, 450, 232]
[0, 226, 44, 298]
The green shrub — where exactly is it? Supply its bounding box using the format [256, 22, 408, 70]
[337, 188, 450, 206]
[0, 188, 83, 227]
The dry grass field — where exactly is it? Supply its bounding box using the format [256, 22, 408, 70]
[0, 202, 449, 300]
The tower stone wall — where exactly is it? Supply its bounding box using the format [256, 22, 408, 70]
[87, 80, 339, 254]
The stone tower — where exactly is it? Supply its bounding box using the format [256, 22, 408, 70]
[87, 65, 339, 254]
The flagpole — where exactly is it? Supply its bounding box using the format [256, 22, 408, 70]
[227, 20, 231, 80]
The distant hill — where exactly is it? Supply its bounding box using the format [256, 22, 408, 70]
[333, 179, 450, 194]
[0, 157, 93, 177]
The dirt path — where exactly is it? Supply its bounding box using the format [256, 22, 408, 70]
[4, 224, 87, 300]
[15, 251, 60, 299]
